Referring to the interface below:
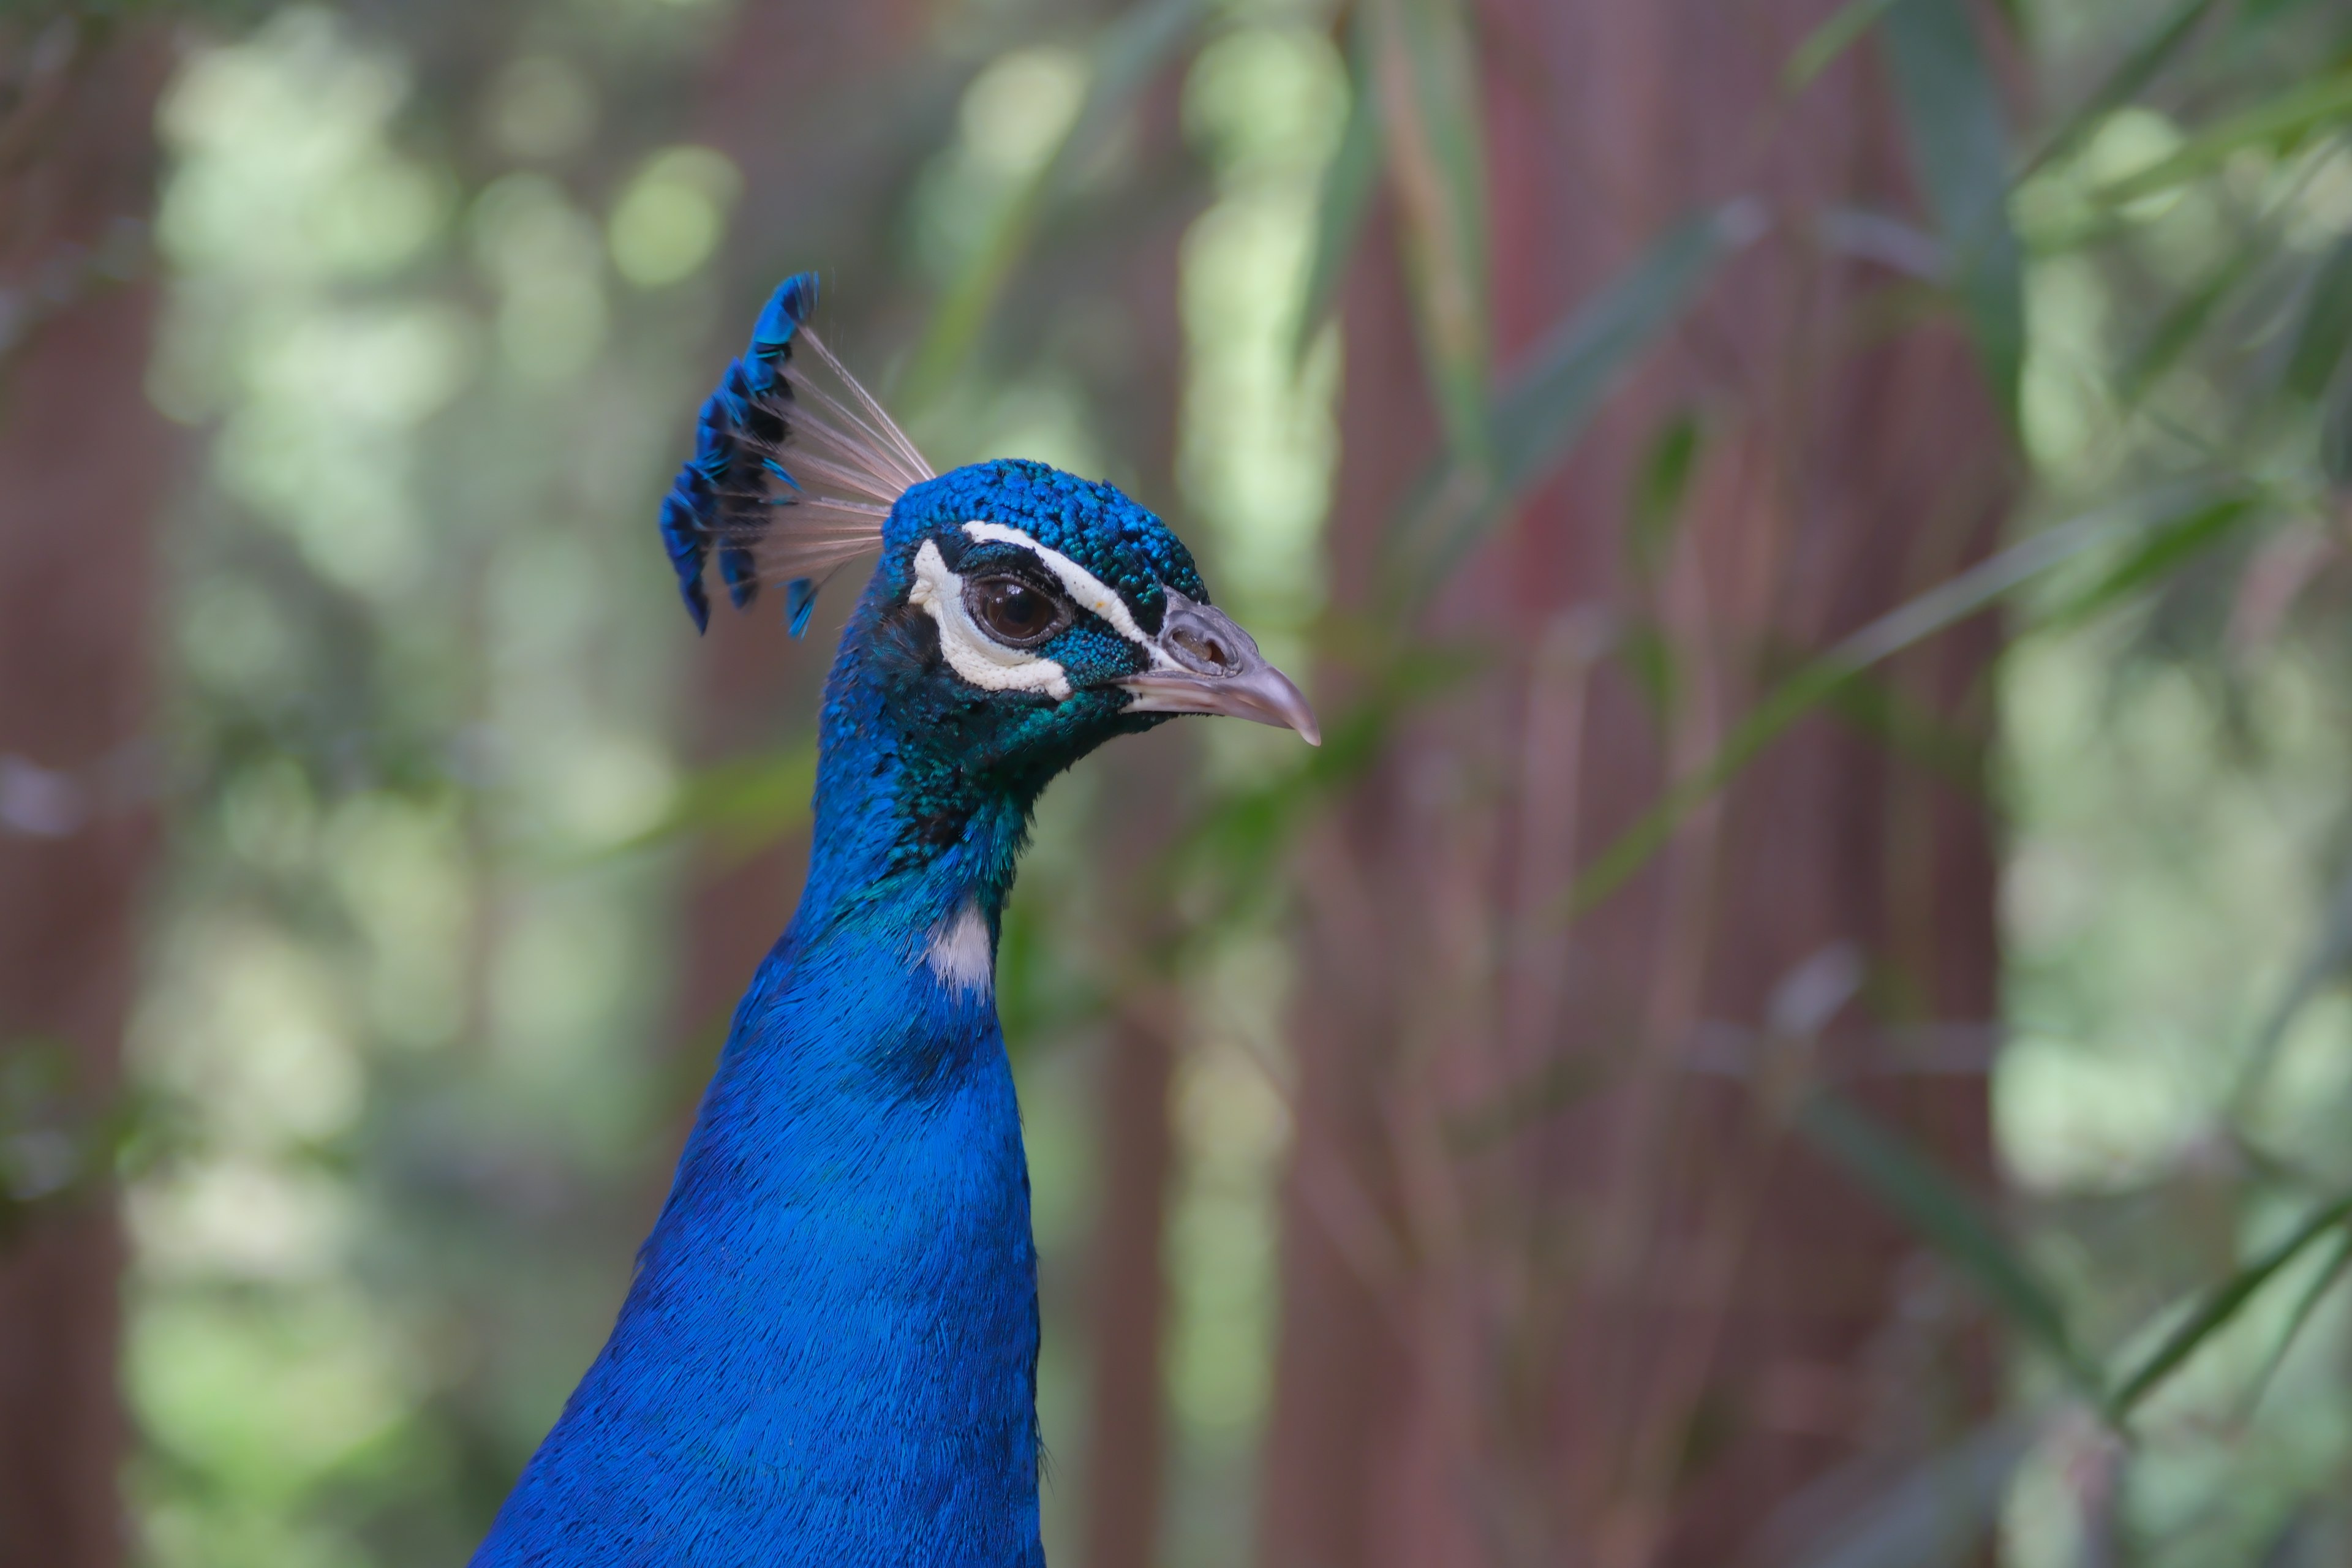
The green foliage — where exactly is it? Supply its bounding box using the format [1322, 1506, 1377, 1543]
[1882, 0, 2026, 423]
[1781, 1422, 2033, 1568]
[2107, 1191, 2352, 1422]
[2095, 70, 2352, 206]
[901, 0, 1207, 406]
[1289, 8, 1381, 366]
[1387, 206, 1752, 602]
[1801, 1091, 2096, 1392]
[42, 0, 2352, 1560]
[1362, 0, 1491, 473]
[1783, 0, 1899, 96]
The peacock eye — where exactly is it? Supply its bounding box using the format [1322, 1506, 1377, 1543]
[965, 575, 1068, 648]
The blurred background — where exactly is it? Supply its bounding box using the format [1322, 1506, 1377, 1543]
[6, 0, 2352, 1564]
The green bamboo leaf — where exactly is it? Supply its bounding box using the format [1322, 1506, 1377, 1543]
[2119, 235, 2263, 407]
[2286, 235, 2352, 399]
[1368, 0, 1493, 472]
[1881, 0, 2026, 424]
[1783, 0, 1898, 96]
[2041, 492, 2258, 627]
[1390, 205, 1755, 599]
[2236, 1229, 2352, 1419]
[1488, 208, 1752, 493]
[1627, 410, 1705, 584]
[2230, 862, 2352, 1110]
[1796, 1091, 2098, 1394]
[2020, 0, 2220, 178]
[2324, 363, 2352, 489]
[2096, 70, 2352, 206]
[1150, 639, 1488, 957]
[1781, 1420, 2034, 1568]
[903, 0, 1207, 405]
[1291, 9, 1385, 366]
[2108, 1191, 2352, 1420]
[1819, 666, 1985, 794]
[1444, 1051, 1622, 1155]
[1562, 483, 2228, 919]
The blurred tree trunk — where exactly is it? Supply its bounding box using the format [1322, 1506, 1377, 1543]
[1079, 756, 1180, 1568]
[0, 22, 175, 1568]
[1077, 181, 1193, 1568]
[1259, 4, 2011, 1566]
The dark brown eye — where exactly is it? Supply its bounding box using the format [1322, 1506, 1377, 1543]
[965, 575, 1066, 647]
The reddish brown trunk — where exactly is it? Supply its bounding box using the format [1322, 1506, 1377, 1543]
[1259, 3, 2008, 1564]
[1081, 998, 1177, 1568]
[0, 24, 175, 1568]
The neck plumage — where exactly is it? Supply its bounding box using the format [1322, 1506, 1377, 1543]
[473, 608, 1048, 1568]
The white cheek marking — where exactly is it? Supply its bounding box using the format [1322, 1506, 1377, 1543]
[925, 900, 993, 995]
[907, 540, 1073, 699]
[959, 521, 1175, 668]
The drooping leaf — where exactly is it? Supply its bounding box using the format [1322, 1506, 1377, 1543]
[1161, 639, 1482, 908]
[1777, 1420, 2036, 1568]
[1389, 205, 1755, 600]
[903, 0, 1207, 405]
[2040, 492, 2258, 627]
[2119, 235, 2263, 407]
[2107, 1190, 2352, 1420]
[1881, 0, 2026, 424]
[1783, 0, 1899, 96]
[2236, 1229, 2352, 1419]
[1819, 667, 1986, 794]
[2285, 235, 2352, 399]
[1796, 1091, 2098, 1395]
[1627, 409, 1705, 584]
[2230, 861, 2352, 1115]
[1445, 1050, 1623, 1155]
[1563, 483, 2234, 918]
[1367, 0, 1493, 472]
[2324, 363, 2352, 489]
[1292, 9, 1386, 366]
[2095, 70, 2352, 206]
[2021, 0, 2221, 177]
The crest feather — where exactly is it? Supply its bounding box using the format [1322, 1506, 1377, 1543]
[657, 273, 932, 634]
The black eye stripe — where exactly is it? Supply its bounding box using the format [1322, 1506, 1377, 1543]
[935, 529, 1158, 649]
[943, 540, 1062, 595]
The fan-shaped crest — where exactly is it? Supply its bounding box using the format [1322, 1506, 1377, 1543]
[657, 274, 933, 635]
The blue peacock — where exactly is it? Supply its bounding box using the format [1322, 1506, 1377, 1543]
[470, 274, 1317, 1566]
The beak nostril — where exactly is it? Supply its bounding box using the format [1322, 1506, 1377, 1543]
[1170, 625, 1233, 672]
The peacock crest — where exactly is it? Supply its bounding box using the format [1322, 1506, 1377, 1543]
[656, 274, 932, 636]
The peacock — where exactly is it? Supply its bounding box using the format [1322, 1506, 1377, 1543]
[470, 274, 1317, 1566]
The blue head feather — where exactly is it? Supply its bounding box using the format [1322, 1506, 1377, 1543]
[658, 272, 818, 631]
[659, 273, 930, 638]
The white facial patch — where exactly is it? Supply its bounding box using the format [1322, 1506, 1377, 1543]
[925, 899, 993, 995]
[907, 539, 1073, 699]
[959, 522, 1175, 669]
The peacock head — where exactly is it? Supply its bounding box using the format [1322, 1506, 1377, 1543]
[657, 274, 1319, 797]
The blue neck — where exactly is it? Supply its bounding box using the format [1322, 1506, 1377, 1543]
[474, 595, 1048, 1567]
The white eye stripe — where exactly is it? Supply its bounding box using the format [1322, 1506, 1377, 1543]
[959, 521, 1175, 667]
[907, 540, 1072, 698]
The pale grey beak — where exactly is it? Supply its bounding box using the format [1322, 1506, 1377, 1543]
[1118, 590, 1321, 747]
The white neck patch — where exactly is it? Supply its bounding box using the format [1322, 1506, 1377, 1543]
[925, 900, 993, 994]
[907, 539, 1073, 699]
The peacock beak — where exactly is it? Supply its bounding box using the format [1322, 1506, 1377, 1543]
[1117, 592, 1321, 747]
